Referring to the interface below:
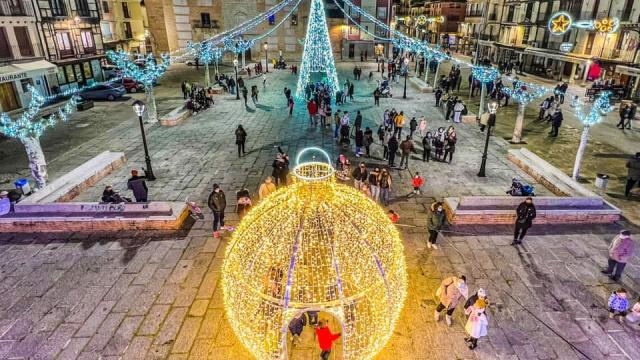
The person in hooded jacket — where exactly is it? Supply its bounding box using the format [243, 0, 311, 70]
[464, 298, 488, 350]
[601, 230, 635, 281]
[127, 169, 148, 202]
[435, 275, 469, 326]
[512, 197, 536, 245]
[427, 201, 446, 249]
[207, 183, 227, 238]
[422, 132, 433, 162]
[387, 135, 399, 167]
[464, 288, 488, 313]
[235, 125, 247, 157]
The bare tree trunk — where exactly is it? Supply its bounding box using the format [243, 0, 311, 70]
[572, 125, 590, 180]
[204, 63, 210, 87]
[511, 102, 526, 143]
[145, 87, 158, 123]
[423, 55, 430, 84]
[21, 136, 47, 189]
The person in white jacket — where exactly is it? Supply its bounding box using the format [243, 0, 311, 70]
[453, 100, 465, 123]
[464, 298, 488, 350]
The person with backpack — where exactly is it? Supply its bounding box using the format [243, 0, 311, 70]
[207, 183, 227, 238]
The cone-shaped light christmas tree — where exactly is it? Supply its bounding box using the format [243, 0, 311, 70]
[295, 0, 340, 99]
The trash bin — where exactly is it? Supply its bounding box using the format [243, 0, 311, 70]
[14, 178, 31, 195]
[595, 173, 609, 193]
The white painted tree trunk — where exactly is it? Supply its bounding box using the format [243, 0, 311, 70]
[512, 102, 526, 143]
[145, 87, 158, 123]
[434, 62, 440, 87]
[204, 63, 210, 87]
[572, 125, 591, 180]
[21, 136, 47, 189]
[479, 83, 487, 118]
[424, 57, 430, 84]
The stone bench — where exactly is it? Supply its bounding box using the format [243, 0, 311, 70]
[0, 201, 189, 232]
[209, 86, 224, 94]
[159, 106, 192, 127]
[409, 77, 434, 93]
[444, 196, 621, 224]
[21, 151, 126, 204]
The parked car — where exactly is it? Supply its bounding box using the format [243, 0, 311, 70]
[78, 84, 126, 101]
[121, 78, 145, 93]
[102, 64, 120, 79]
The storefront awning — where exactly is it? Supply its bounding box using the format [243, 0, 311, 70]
[615, 65, 640, 77]
[0, 60, 57, 84]
[523, 48, 592, 64]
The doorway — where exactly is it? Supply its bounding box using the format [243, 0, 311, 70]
[348, 44, 355, 59]
[0, 82, 20, 111]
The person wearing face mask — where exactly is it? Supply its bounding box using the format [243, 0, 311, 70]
[435, 275, 468, 326]
[608, 288, 629, 323]
[426, 201, 446, 249]
[601, 230, 635, 281]
[464, 298, 488, 350]
[207, 183, 227, 238]
[378, 168, 392, 206]
[512, 197, 536, 245]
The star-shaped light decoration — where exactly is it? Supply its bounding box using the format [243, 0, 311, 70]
[548, 12, 572, 35]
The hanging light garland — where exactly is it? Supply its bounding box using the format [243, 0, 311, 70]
[574, 91, 615, 126]
[471, 65, 500, 83]
[0, 85, 79, 140]
[501, 80, 548, 104]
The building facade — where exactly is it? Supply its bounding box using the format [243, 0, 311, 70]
[100, 0, 151, 54]
[341, 0, 394, 60]
[0, 0, 54, 112]
[33, 0, 106, 94]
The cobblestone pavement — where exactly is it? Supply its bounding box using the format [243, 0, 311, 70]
[1, 63, 639, 359]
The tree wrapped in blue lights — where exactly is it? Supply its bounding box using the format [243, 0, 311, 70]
[0, 86, 78, 188]
[472, 65, 500, 119]
[295, 0, 339, 99]
[572, 92, 615, 180]
[190, 42, 223, 86]
[107, 51, 170, 123]
[501, 81, 548, 143]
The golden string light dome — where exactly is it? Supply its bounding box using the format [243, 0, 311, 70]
[222, 148, 408, 360]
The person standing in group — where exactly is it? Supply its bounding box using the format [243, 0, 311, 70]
[512, 197, 536, 245]
[617, 103, 630, 129]
[354, 110, 363, 131]
[378, 168, 392, 206]
[288, 312, 306, 347]
[306, 99, 317, 126]
[625, 152, 640, 198]
[354, 126, 364, 157]
[625, 103, 636, 129]
[369, 167, 380, 202]
[258, 176, 277, 200]
[464, 288, 488, 314]
[464, 299, 488, 350]
[272, 150, 290, 187]
[399, 135, 414, 169]
[207, 184, 227, 238]
[427, 201, 446, 249]
[443, 127, 457, 164]
[433, 127, 445, 160]
[334, 110, 342, 139]
[453, 100, 465, 123]
[409, 117, 418, 138]
[315, 320, 341, 360]
[434, 275, 468, 326]
[235, 125, 247, 157]
[418, 116, 427, 137]
[435, 87, 443, 107]
[364, 127, 374, 158]
[387, 135, 399, 167]
[394, 111, 405, 139]
[373, 87, 381, 106]
[549, 108, 563, 137]
[601, 230, 635, 281]
[422, 131, 433, 162]
[382, 127, 392, 160]
[608, 288, 629, 323]
[352, 162, 368, 190]
[126, 169, 148, 202]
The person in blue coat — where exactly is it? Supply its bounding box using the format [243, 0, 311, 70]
[288, 312, 307, 347]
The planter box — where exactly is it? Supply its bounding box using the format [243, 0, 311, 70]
[160, 106, 192, 127]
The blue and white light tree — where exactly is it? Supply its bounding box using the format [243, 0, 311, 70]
[571, 92, 614, 180]
[501, 80, 548, 143]
[107, 51, 170, 123]
[191, 42, 223, 87]
[0, 87, 78, 188]
[472, 65, 500, 119]
[295, 0, 339, 99]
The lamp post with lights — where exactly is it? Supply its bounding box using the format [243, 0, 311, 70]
[132, 100, 156, 180]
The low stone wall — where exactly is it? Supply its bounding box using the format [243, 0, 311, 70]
[444, 196, 621, 224]
[0, 201, 190, 232]
[409, 77, 433, 93]
[21, 151, 126, 204]
[160, 106, 192, 127]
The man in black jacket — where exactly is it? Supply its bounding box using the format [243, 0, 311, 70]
[513, 197, 536, 245]
[352, 162, 368, 190]
[207, 184, 227, 238]
[549, 109, 563, 137]
[127, 169, 148, 202]
[388, 136, 399, 167]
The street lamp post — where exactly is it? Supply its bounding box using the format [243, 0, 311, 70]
[403, 57, 409, 99]
[263, 42, 269, 73]
[233, 59, 240, 100]
[132, 100, 156, 181]
[477, 101, 498, 178]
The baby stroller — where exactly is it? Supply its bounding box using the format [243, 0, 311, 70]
[506, 178, 535, 197]
[379, 80, 392, 98]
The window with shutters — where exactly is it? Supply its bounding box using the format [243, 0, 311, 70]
[0, 28, 13, 60]
[102, 1, 109, 13]
[14, 27, 34, 57]
[122, 2, 130, 18]
[81, 31, 95, 53]
[56, 32, 74, 57]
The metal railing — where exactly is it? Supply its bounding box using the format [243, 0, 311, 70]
[0, 0, 34, 16]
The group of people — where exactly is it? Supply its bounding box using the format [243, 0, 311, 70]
[618, 102, 637, 130]
[537, 95, 564, 137]
[181, 81, 215, 112]
[101, 169, 149, 204]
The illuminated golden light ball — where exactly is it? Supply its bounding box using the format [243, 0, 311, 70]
[222, 148, 408, 360]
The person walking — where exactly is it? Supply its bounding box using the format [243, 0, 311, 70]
[207, 184, 226, 238]
[601, 230, 635, 281]
[625, 103, 636, 129]
[435, 87, 443, 107]
[241, 86, 248, 106]
[617, 104, 630, 129]
[388, 135, 399, 167]
[382, 127, 391, 160]
[235, 125, 247, 157]
[369, 167, 380, 202]
[418, 116, 427, 137]
[352, 162, 368, 190]
[464, 298, 488, 350]
[422, 132, 432, 162]
[409, 117, 418, 138]
[512, 197, 536, 245]
[334, 110, 342, 139]
[393, 111, 405, 139]
[426, 201, 446, 249]
[315, 320, 341, 360]
[354, 110, 363, 131]
[258, 176, 277, 200]
[434, 275, 469, 326]
[549, 108, 563, 137]
[307, 99, 318, 126]
[126, 169, 148, 202]
[373, 88, 381, 106]
[625, 152, 640, 198]
[288, 312, 307, 347]
[364, 127, 374, 158]
[287, 96, 294, 117]
[251, 85, 259, 104]
[608, 288, 629, 323]
[399, 135, 414, 169]
[379, 168, 392, 206]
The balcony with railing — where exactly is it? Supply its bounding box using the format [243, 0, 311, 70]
[0, 0, 34, 17]
[193, 20, 220, 29]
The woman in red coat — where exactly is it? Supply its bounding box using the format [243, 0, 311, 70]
[315, 320, 341, 360]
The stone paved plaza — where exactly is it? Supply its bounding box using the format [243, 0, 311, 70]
[0, 62, 639, 359]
